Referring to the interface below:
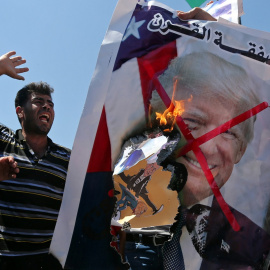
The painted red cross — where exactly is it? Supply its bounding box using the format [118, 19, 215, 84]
[145, 61, 268, 232]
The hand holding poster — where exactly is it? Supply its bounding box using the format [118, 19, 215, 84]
[51, 0, 270, 269]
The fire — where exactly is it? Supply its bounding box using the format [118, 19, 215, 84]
[156, 79, 192, 132]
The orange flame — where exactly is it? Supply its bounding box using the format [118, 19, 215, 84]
[156, 79, 193, 132]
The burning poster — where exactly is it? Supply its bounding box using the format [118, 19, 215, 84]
[51, 0, 270, 269]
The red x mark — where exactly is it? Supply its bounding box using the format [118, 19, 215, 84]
[150, 69, 268, 232]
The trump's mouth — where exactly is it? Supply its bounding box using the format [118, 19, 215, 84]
[184, 156, 216, 170]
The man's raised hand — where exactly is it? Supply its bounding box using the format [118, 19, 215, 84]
[0, 51, 29, 81]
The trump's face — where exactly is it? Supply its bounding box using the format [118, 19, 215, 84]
[176, 95, 247, 206]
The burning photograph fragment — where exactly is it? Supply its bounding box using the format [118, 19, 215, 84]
[113, 126, 187, 228]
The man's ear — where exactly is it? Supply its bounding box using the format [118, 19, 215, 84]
[16, 106, 24, 120]
[235, 142, 247, 164]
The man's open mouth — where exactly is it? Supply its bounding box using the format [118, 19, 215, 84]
[39, 113, 50, 123]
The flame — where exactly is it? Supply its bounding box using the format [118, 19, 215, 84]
[156, 79, 193, 132]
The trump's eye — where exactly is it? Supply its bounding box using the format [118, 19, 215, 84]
[183, 118, 201, 131]
[222, 129, 238, 139]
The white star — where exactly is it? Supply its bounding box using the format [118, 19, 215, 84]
[122, 16, 145, 41]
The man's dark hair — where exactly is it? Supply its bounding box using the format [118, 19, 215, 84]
[15, 81, 54, 108]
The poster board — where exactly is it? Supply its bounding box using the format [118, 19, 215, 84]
[51, 0, 270, 268]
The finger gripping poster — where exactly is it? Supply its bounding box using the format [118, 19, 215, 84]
[51, 0, 270, 269]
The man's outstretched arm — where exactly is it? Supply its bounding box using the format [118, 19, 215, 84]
[0, 51, 29, 80]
